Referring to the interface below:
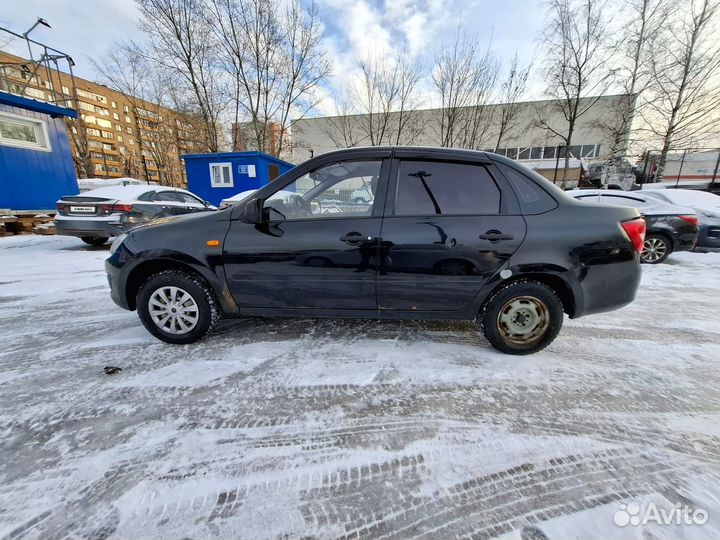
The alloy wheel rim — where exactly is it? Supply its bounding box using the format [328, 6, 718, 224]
[642, 238, 667, 262]
[496, 296, 550, 344]
[148, 286, 199, 334]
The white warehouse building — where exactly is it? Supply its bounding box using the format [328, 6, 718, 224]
[289, 94, 634, 184]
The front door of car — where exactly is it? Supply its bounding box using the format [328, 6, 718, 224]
[223, 157, 390, 310]
[377, 158, 526, 311]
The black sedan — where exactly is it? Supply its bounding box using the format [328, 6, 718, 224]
[55, 185, 216, 246]
[641, 188, 720, 251]
[569, 190, 698, 263]
[106, 147, 645, 355]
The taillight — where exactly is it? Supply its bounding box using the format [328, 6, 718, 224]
[112, 204, 134, 213]
[679, 215, 698, 226]
[56, 202, 69, 213]
[621, 218, 646, 254]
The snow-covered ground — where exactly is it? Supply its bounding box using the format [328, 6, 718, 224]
[1, 235, 720, 540]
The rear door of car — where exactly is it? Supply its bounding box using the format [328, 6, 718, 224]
[376, 152, 527, 312]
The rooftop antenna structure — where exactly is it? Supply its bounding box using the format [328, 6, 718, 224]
[0, 18, 78, 110]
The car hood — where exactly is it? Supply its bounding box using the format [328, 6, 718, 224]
[129, 210, 218, 233]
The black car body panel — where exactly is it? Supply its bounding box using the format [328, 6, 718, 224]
[106, 147, 642, 324]
[643, 214, 698, 252]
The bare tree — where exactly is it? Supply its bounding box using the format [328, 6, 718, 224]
[349, 50, 425, 146]
[537, 0, 615, 187]
[65, 116, 94, 179]
[432, 29, 499, 149]
[594, 0, 672, 159]
[207, 0, 330, 157]
[324, 89, 366, 148]
[493, 52, 532, 151]
[92, 42, 186, 186]
[642, 0, 720, 181]
[135, 0, 225, 152]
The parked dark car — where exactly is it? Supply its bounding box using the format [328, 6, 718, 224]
[568, 190, 698, 264]
[640, 188, 720, 252]
[55, 185, 216, 246]
[106, 147, 645, 355]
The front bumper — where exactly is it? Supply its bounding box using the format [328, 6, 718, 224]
[55, 217, 124, 238]
[105, 248, 133, 310]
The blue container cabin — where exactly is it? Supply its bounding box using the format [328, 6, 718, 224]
[181, 151, 294, 206]
[0, 92, 79, 210]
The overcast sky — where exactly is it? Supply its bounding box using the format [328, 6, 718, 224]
[2, 0, 548, 112]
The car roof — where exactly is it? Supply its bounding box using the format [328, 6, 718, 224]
[63, 185, 194, 200]
[567, 189, 647, 200]
[567, 189, 696, 214]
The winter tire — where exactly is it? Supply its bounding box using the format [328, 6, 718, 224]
[640, 234, 671, 264]
[136, 269, 220, 344]
[480, 280, 564, 355]
[81, 236, 109, 246]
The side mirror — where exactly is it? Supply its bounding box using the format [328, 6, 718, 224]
[240, 197, 262, 224]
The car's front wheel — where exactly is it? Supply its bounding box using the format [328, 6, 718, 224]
[136, 270, 220, 344]
[480, 280, 564, 355]
[81, 236, 109, 246]
[640, 235, 671, 264]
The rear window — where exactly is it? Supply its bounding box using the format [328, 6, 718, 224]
[394, 160, 500, 215]
[495, 162, 557, 214]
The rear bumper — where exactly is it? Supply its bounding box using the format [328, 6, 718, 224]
[673, 231, 698, 252]
[55, 218, 124, 238]
[573, 255, 642, 318]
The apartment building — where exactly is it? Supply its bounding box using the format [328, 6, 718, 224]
[0, 50, 205, 187]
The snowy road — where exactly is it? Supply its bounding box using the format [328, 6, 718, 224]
[1, 235, 720, 539]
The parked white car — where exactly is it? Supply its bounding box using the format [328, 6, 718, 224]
[219, 189, 298, 209]
[55, 185, 215, 246]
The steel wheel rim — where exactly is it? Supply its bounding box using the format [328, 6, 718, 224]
[496, 295, 550, 344]
[148, 286, 199, 335]
[642, 237, 667, 262]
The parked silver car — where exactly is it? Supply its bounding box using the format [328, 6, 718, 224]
[55, 185, 215, 246]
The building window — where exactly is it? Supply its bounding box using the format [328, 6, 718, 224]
[113, 112, 120, 120]
[210, 162, 234, 188]
[0, 112, 51, 151]
[124, 105, 129, 113]
[125, 116, 131, 123]
[111, 101, 117, 109]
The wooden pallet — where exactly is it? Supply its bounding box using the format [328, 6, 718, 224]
[0, 211, 56, 237]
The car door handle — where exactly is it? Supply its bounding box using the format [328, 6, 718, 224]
[340, 232, 371, 245]
[479, 230, 514, 242]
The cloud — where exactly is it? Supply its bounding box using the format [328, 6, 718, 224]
[2, 0, 143, 80]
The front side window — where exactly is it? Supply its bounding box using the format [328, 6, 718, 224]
[0, 113, 50, 151]
[210, 163, 233, 188]
[263, 160, 382, 221]
[394, 160, 501, 216]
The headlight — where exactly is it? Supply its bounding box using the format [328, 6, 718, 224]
[110, 233, 127, 255]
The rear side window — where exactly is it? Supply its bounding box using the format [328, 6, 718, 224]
[496, 162, 557, 214]
[394, 160, 500, 215]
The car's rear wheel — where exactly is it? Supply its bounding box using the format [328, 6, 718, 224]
[136, 269, 220, 344]
[480, 280, 564, 355]
[640, 235, 671, 264]
[81, 236, 109, 246]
